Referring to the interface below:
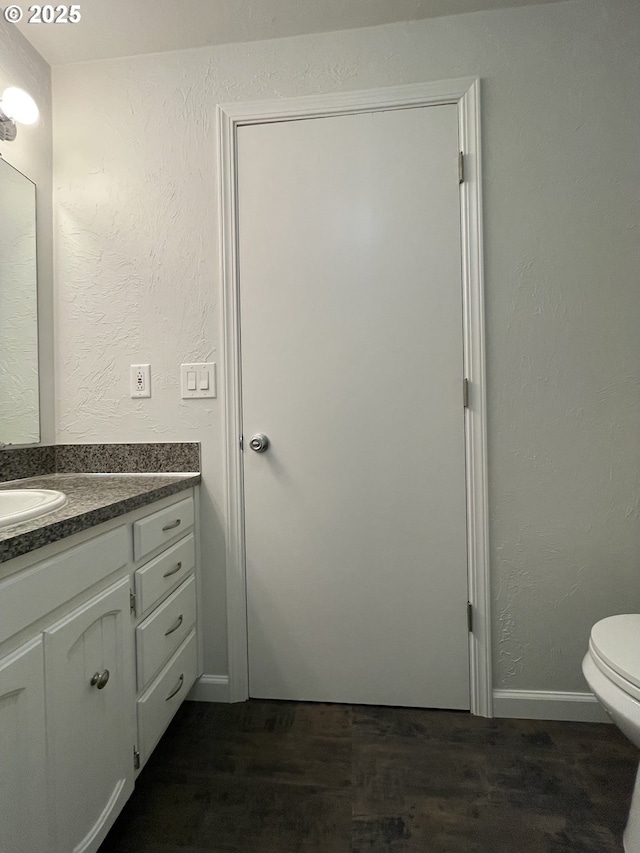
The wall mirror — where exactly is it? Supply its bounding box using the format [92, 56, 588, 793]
[0, 156, 40, 445]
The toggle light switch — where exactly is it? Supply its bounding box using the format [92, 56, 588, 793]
[181, 363, 216, 398]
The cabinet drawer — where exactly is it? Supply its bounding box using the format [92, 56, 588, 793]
[136, 575, 196, 690]
[0, 527, 129, 645]
[134, 533, 195, 615]
[137, 630, 197, 766]
[133, 496, 194, 561]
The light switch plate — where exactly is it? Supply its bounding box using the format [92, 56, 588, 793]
[181, 363, 216, 398]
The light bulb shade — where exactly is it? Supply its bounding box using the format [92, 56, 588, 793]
[1, 87, 39, 125]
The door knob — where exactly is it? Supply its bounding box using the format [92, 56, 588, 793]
[249, 433, 270, 453]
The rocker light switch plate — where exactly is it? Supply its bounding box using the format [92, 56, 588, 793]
[181, 363, 216, 398]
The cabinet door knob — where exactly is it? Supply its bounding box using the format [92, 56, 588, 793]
[90, 669, 110, 690]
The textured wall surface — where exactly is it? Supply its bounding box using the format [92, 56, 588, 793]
[0, 18, 54, 445]
[52, 0, 640, 689]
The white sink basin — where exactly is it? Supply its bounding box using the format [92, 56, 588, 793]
[0, 489, 67, 529]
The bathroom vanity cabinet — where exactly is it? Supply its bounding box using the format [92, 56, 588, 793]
[0, 488, 199, 853]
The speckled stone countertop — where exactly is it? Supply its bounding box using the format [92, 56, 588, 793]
[0, 472, 200, 563]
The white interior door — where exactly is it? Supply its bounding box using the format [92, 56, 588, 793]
[238, 104, 470, 709]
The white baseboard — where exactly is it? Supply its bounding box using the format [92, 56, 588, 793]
[187, 674, 231, 703]
[187, 680, 609, 720]
[493, 689, 610, 723]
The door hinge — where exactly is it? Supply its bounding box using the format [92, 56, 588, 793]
[239, 434, 244, 451]
[467, 601, 473, 633]
[133, 746, 140, 770]
[458, 151, 464, 184]
[129, 589, 136, 614]
[463, 378, 469, 408]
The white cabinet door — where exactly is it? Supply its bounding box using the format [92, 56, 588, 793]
[44, 576, 135, 853]
[0, 637, 49, 853]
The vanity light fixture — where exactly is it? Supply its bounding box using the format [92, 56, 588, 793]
[0, 87, 39, 142]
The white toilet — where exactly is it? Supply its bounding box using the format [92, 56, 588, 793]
[582, 614, 640, 853]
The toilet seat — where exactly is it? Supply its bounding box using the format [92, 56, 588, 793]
[589, 614, 640, 702]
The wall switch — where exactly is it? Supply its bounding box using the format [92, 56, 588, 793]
[130, 364, 151, 398]
[181, 363, 216, 398]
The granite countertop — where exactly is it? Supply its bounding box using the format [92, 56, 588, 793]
[0, 472, 200, 563]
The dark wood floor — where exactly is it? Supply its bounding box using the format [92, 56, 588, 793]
[100, 700, 638, 853]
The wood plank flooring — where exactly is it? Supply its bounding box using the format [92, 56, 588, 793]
[100, 700, 638, 852]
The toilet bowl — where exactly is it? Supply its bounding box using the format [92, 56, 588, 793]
[582, 614, 640, 853]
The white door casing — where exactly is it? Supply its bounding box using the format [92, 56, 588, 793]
[218, 79, 491, 715]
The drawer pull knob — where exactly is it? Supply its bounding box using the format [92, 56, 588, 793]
[164, 614, 184, 636]
[90, 669, 110, 690]
[166, 673, 184, 701]
[162, 519, 182, 532]
[163, 561, 183, 579]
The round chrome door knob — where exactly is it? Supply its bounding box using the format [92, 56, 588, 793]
[249, 433, 270, 453]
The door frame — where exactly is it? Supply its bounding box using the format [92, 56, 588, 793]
[217, 78, 492, 716]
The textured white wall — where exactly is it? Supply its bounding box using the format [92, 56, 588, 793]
[0, 18, 54, 445]
[52, 0, 640, 690]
